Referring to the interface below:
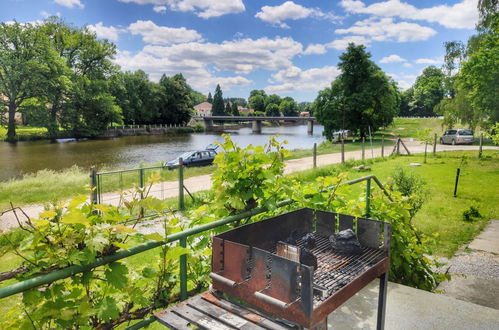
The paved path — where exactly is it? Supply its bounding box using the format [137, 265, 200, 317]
[1, 141, 497, 231]
[437, 220, 499, 310]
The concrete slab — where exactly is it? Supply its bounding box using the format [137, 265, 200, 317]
[468, 220, 499, 254]
[437, 275, 499, 310]
[328, 281, 499, 329]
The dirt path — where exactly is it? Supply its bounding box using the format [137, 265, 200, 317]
[1, 141, 497, 231]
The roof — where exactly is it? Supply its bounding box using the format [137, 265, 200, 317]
[194, 102, 212, 112]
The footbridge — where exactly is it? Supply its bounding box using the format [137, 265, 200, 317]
[193, 116, 317, 134]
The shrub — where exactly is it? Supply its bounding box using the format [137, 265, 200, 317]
[462, 204, 482, 221]
[388, 167, 428, 218]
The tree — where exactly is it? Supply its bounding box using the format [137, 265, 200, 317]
[409, 66, 445, 117]
[248, 90, 266, 112]
[265, 103, 280, 116]
[279, 98, 298, 116]
[225, 102, 232, 116]
[0, 21, 52, 141]
[207, 92, 213, 103]
[211, 84, 225, 116]
[231, 102, 240, 116]
[157, 73, 193, 125]
[314, 44, 399, 140]
[264, 94, 281, 108]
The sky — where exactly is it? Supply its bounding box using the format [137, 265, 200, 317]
[2, 0, 478, 102]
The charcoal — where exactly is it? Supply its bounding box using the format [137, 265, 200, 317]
[300, 248, 318, 270]
[329, 229, 362, 254]
[284, 229, 299, 245]
[302, 233, 316, 249]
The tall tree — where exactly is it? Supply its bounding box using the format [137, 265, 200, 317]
[211, 84, 225, 116]
[231, 102, 240, 116]
[248, 90, 266, 112]
[0, 21, 51, 141]
[409, 66, 445, 117]
[157, 73, 193, 125]
[279, 97, 298, 116]
[207, 92, 213, 103]
[265, 103, 280, 116]
[314, 44, 399, 140]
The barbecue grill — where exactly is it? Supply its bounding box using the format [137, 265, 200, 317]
[210, 208, 391, 329]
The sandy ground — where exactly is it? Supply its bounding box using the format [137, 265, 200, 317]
[1, 140, 497, 231]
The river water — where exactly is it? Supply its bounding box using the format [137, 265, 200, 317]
[0, 125, 325, 182]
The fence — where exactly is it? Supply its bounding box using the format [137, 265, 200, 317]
[0, 174, 392, 329]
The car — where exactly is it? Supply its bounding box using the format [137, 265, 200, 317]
[440, 129, 474, 145]
[164, 149, 218, 169]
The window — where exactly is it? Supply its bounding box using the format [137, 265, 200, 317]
[459, 130, 473, 136]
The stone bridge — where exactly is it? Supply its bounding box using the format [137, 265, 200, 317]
[193, 116, 317, 134]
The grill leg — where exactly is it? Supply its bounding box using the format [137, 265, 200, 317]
[310, 318, 327, 330]
[377, 272, 388, 330]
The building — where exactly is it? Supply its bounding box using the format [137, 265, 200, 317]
[194, 102, 212, 117]
[238, 106, 254, 115]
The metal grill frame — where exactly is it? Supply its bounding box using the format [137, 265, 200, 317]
[210, 208, 391, 329]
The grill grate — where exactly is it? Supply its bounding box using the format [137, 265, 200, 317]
[271, 233, 386, 306]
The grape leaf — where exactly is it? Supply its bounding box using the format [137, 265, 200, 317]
[97, 296, 120, 320]
[105, 262, 128, 289]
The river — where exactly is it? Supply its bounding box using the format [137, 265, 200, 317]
[0, 125, 325, 181]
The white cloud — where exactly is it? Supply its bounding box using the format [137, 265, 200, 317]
[87, 22, 124, 41]
[414, 57, 443, 64]
[255, 1, 340, 28]
[395, 80, 412, 90]
[340, 0, 478, 29]
[54, 0, 84, 9]
[265, 65, 340, 93]
[303, 44, 327, 55]
[128, 20, 201, 44]
[403, 62, 413, 68]
[153, 5, 166, 13]
[327, 35, 371, 50]
[336, 17, 436, 42]
[118, 0, 245, 18]
[114, 36, 305, 91]
[40, 11, 61, 18]
[379, 54, 406, 63]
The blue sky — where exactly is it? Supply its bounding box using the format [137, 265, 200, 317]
[2, 0, 478, 101]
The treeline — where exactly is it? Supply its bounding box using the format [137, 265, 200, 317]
[0, 18, 203, 141]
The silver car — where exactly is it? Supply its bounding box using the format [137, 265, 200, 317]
[440, 129, 474, 145]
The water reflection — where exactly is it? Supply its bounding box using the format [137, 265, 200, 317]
[0, 125, 324, 181]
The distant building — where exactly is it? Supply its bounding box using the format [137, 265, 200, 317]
[299, 111, 310, 117]
[194, 102, 212, 117]
[238, 106, 254, 115]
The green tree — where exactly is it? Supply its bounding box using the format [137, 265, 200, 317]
[248, 90, 266, 112]
[279, 98, 298, 116]
[0, 21, 52, 141]
[207, 92, 213, 103]
[225, 102, 232, 116]
[409, 66, 445, 117]
[211, 84, 225, 116]
[314, 44, 399, 140]
[264, 94, 281, 108]
[231, 102, 240, 116]
[265, 103, 280, 116]
[157, 73, 193, 125]
[188, 87, 206, 106]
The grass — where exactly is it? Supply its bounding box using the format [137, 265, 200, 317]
[0, 125, 50, 141]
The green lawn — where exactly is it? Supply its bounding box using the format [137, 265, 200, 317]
[0, 125, 49, 140]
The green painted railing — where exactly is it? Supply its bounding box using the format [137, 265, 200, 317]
[0, 175, 392, 328]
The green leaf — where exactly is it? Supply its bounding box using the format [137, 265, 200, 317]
[105, 262, 129, 289]
[68, 194, 88, 209]
[165, 246, 191, 261]
[97, 296, 120, 321]
[61, 211, 89, 225]
[39, 210, 57, 219]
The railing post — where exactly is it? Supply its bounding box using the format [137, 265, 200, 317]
[381, 135, 384, 157]
[479, 133, 483, 159]
[90, 167, 98, 205]
[313, 142, 317, 168]
[362, 137, 365, 161]
[179, 237, 187, 301]
[365, 178, 371, 217]
[433, 133, 437, 155]
[139, 167, 145, 217]
[179, 158, 185, 211]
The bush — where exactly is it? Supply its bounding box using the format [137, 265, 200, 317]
[462, 204, 482, 221]
[388, 167, 428, 218]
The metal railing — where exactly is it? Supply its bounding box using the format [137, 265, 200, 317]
[0, 175, 392, 330]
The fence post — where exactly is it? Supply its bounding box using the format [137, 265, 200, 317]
[90, 167, 98, 205]
[139, 167, 145, 217]
[479, 133, 483, 159]
[179, 237, 187, 300]
[433, 133, 437, 155]
[313, 143, 317, 168]
[362, 137, 365, 161]
[453, 168, 461, 197]
[179, 158, 185, 211]
[341, 137, 345, 163]
[381, 135, 384, 157]
[365, 178, 371, 217]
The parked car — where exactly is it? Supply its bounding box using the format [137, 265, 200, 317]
[164, 149, 217, 169]
[440, 129, 474, 145]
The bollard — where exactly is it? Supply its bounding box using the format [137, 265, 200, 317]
[178, 158, 185, 211]
[313, 143, 317, 168]
[381, 135, 384, 157]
